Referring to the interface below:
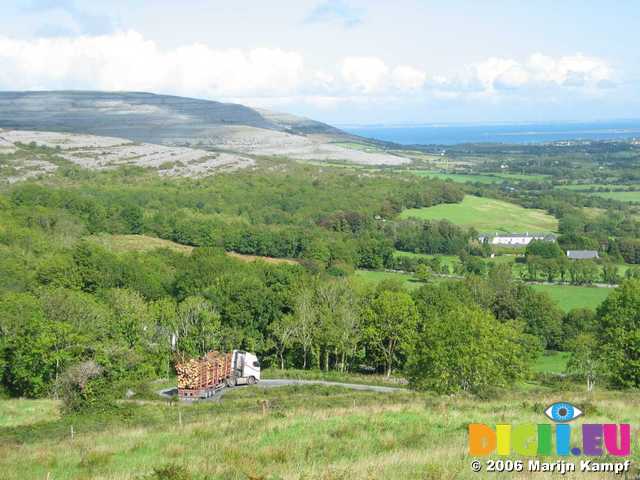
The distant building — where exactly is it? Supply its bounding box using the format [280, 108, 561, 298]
[567, 250, 599, 260]
[478, 233, 557, 247]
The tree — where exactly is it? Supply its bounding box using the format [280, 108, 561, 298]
[364, 290, 418, 377]
[175, 296, 221, 356]
[526, 240, 563, 259]
[566, 334, 600, 392]
[514, 286, 563, 350]
[291, 287, 316, 369]
[540, 258, 559, 282]
[526, 256, 542, 281]
[102, 289, 153, 349]
[602, 262, 620, 285]
[596, 280, 640, 388]
[561, 308, 595, 350]
[120, 204, 144, 234]
[0, 293, 83, 397]
[415, 264, 431, 283]
[320, 279, 361, 372]
[268, 314, 297, 369]
[55, 360, 104, 412]
[406, 305, 536, 394]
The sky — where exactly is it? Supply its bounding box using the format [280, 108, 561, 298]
[0, 0, 638, 125]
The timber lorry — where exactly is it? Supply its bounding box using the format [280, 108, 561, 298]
[176, 350, 261, 400]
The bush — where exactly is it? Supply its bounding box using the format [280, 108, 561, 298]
[55, 361, 104, 413]
[406, 305, 537, 394]
[143, 464, 191, 480]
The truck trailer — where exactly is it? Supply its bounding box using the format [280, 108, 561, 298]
[175, 350, 260, 400]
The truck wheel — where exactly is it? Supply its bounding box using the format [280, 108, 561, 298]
[248, 376, 257, 385]
[226, 377, 236, 388]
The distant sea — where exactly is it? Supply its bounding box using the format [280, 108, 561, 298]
[342, 120, 640, 145]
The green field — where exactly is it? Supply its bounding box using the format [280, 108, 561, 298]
[557, 183, 640, 191]
[401, 170, 548, 184]
[531, 284, 611, 312]
[401, 170, 500, 183]
[399, 195, 558, 233]
[87, 234, 195, 254]
[531, 351, 570, 374]
[493, 172, 549, 182]
[355, 269, 424, 289]
[2, 386, 640, 480]
[555, 184, 640, 203]
[591, 191, 640, 202]
[393, 250, 460, 269]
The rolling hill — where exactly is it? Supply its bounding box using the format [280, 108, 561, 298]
[0, 91, 341, 141]
[0, 91, 409, 171]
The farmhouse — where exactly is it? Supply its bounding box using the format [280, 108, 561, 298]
[478, 232, 557, 247]
[567, 250, 599, 260]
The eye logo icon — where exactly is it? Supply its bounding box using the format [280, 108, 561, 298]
[544, 402, 583, 422]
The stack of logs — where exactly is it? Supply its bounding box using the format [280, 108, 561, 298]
[175, 351, 232, 390]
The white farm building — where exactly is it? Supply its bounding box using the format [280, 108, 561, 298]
[478, 233, 557, 247]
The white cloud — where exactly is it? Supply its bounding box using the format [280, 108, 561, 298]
[391, 65, 427, 90]
[0, 30, 616, 113]
[473, 58, 529, 90]
[467, 53, 612, 93]
[528, 53, 611, 87]
[0, 31, 305, 97]
[341, 56, 389, 93]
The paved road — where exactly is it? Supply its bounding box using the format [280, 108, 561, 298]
[257, 379, 405, 393]
[158, 379, 406, 401]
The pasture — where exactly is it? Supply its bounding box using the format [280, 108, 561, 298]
[86, 234, 299, 265]
[591, 190, 640, 203]
[530, 284, 611, 312]
[2, 386, 640, 480]
[87, 234, 195, 254]
[399, 195, 558, 233]
[393, 250, 460, 269]
[400, 170, 548, 184]
[531, 351, 570, 374]
[355, 269, 424, 289]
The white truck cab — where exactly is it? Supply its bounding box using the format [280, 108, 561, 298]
[231, 350, 261, 385]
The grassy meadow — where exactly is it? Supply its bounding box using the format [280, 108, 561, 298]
[399, 170, 549, 184]
[530, 284, 612, 312]
[591, 190, 640, 202]
[399, 195, 558, 233]
[2, 385, 640, 480]
[355, 269, 424, 289]
[88, 234, 195, 254]
[531, 351, 571, 374]
[555, 184, 640, 203]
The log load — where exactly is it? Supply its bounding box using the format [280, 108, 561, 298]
[175, 351, 233, 392]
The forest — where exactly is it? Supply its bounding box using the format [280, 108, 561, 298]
[1, 154, 639, 413]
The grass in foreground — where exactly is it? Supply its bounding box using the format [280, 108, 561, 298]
[0, 398, 61, 428]
[2, 385, 640, 479]
[399, 195, 558, 233]
[530, 284, 611, 312]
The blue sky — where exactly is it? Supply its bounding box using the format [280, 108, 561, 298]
[1, 0, 638, 124]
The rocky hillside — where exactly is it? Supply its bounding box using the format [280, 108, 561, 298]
[0, 91, 410, 173]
